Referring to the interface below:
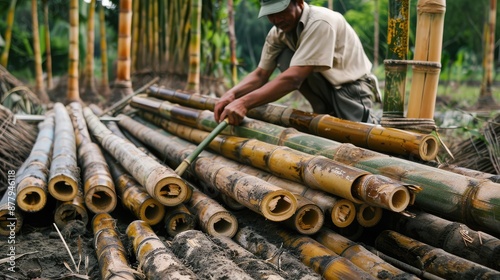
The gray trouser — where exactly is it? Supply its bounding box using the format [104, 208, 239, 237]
[277, 49, 375, 123]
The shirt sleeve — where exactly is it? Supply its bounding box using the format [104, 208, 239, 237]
[291, 20, 335, 72]
[258, 28, 286, 71]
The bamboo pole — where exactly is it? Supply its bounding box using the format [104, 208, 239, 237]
[163, 203, 196, 237]
[355, 204, 383, 228]
[83, 0, 99, 102]
[15, 112, 54, 212]
[0, 185, 23, 236]
[375, 230, 500, 279]
[147, 86, 440, 161]
[31, 0, 49, 103]
[126, 220, 197, 279]
[407, 0, 445, 119]
[234, 226, 322, 280]
[387, 209, 500, 271]
[99, 3, 110, 98]
[130, 0, 139, 73]
[67, 0, 80, 103]
[212, 235, 287, 280]
[92, 213, 137, 280]
[130, 97, 500, 235]
[105, 153, 165, 226]
[171, 230, 254, 279]
[186, 0, 201, 92]
[69, 102, 116, 214]
[282, 194, 324, 235]
[315, 228, 419, 279]
[54, 189, 88, 229]
[83, 107, 189, 207]
[48, 103, 79, 202]
[42, 0, 52, 89]
[0, 0, 17, 67]
[188, 186, 238, 237]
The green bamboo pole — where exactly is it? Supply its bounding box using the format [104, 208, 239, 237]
[375, 230, 500, 279]
[129, 96, 500, 235]
[16, 112, 54, 212]
[0, 0, 17, 67]
[42, 0, 53, 89]
[83, 107, 189, 207]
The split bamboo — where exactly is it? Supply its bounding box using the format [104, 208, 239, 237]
[387, 209, 500, 271]
[92, 213, 137, 280]
[54, 189, 88, 229]
[163, 203, 196, 237]
[234, 226, 322, 280]
[16, 113, 54, 212]
[147, 86, 439, 161]
[126, 220, 197, 279]
[375, 230, 500, 279]
[407, 0, 445, 119]
[0, 188, 23, 236]
[315, 228, 418, 279]
[212, 235, 286, 280]
[116, 114, 297, 222]
[83, 107, 189, 207]
[105, 153, 165, 226]
[282, 194, 324, 235]
[48, 103, 79, 202]
[171, 230, 254, 280]
[188, 186, 238, 237]
[67, 0, 80, 102]
[0, 0, 16, 67]
[130, 98, 500, 235]
[69, 102, 116, 214]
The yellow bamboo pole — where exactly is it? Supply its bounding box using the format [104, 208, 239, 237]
[67, 0, 81, 103]
[186, 0, 201, 92]
[126, 220, 197, 279]
[83, 0, 99, 102]
[356, 204, 383, 228]
[93, 213, 138, 280]
[153, 0, 160, 73]
[42, 0, 52, 89]
[16, 113, 54, 212]
[130, 0, 140, 73]
[83, 107, 189, 206]
[407, 0, 446, 119]
[282, 194, 324, 235]
[54, 189, 88, 229]
[31, 0, 49, 103]
[99, 3, 110, 98]
[0, 0, 17, 67]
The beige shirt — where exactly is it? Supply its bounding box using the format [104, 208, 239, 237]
[258, 3, 372, 86]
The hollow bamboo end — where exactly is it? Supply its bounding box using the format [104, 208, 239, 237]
[387, 186, 411, 213]
[139, 198, 166, 226]
[418, 134, 439, 161]
[154, 176, 189, 207]
[331, 199, 356, 228]
[48, 176, 79, 201]
[55, 203, 89, 230]
[207, 211, 238, 238]
[165, 212, 196, 237]
[293, 205, 325, 235]
[261, 191, 297, 222]
[17, 187, 47, 212]
[356, 204, 383, 227]
[85, 186, 117, 214]
[0, 209, 23, 236]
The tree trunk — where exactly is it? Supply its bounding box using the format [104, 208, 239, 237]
[67, 0, 81, 103]
[42, 0, 52, 90]
[31, 0, 49, 103]
[478, 0, 498, 109]
[0, 0, 17, 67]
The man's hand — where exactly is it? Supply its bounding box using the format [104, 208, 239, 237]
[214, 91, 236, 122]
[217, 98, 248, 125]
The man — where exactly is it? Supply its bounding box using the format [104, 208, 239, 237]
[214, 0, 380, 125]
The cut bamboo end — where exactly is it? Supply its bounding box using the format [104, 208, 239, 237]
[288, 202, 324, 235]
[92, 212, 116, 233]
[206, 211, 239, 238]
[151, 176, 189, 207]
[48, 176, 79, 201]
[260, 191, 297, 222]
[0, 209, 23, 236]
[419, 134, 440, 161]
[54, 202, 89, 229]
[164, 211, 196, 237]
[331, 199, 356, 228]
[16, 180, 47, 212]
[356, 204, 383, 227]
[139, 198, 166, 226]
[356, 175, 411, 212]
[85, 185, 117, 214]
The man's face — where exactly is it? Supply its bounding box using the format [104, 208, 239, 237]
[266, 1, 302, 33]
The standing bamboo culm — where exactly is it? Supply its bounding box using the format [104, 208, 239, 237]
[0, 0, 17, 67]
[186, 0, 201, 92]
[130, 0, 139, 73]
[16, 112, 54, 212]
[83, 108, 189, 207]
[67, 0, 80, 103]
[93, 213, 138, 280]
[99, 3, 110, 98]
[83, 0, 99, 103]
[48, 103, 79, 202]
[42, 0, 53, 89]
[126, 220, 197, 279]
[31, 0, 49, 103]
[69, 102, 116, 214]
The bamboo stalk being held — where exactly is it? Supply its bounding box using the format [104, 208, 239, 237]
[315, 228, 418, 279]
[282, 194, 324, 235]
[163, 203, 196, 237]
[93, 213, 138, 280]
[69, 102, 116, 214]
[126, 220, 197, 279]
[0, 188, 23, 236]
[54, 189, 88, 229]
[48, 103, 79, 202]
[16, 112, 54, 212]
[83, 107, 189, 207]
[188, 186, 238, 237]
[171, 230, 254, 280]
[375, 230, 500, 279]
[104, 152, 165, 226]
